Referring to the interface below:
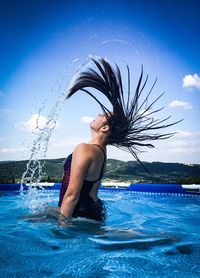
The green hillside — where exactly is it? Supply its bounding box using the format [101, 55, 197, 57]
[0, 158, 200, 184]
[105, 159, 200, 183]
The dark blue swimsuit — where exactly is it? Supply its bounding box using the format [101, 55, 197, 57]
[58, 145, 106, 222]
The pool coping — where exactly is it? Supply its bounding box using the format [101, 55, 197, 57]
[0, 183, 200, 195]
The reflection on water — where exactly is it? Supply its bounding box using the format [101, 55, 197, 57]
[1, 190, 200, 277]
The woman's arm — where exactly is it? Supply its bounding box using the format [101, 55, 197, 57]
[60, 144, 92, 218]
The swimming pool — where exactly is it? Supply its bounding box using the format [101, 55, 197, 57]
[0, 189, 200, 277]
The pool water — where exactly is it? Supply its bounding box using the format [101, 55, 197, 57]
[0, 190, 200, 277]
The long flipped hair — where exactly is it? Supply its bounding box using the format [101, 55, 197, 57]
[67, 57, 181, 168]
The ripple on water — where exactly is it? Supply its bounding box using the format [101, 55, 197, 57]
[1, 191, 200, 277]
[162, 243, 200, 277]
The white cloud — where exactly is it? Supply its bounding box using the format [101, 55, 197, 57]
[169, 100, 192, 109]
[137, 129, 200, 163]
[16, 114, 60, 133]
[0, 108, 11, 116]
[72, 58, 80, 63]
[159, 130, 200, 155]
[53, 137, 89, 148]
[139, 109, 151, 117]
[174, 130, 193, 138]
[24, 114, 48, 132]
[0, 147, 26, 153]
[182, 73, 200, 90]
[168, 140, 188, 148]
[80, 116, 94, 124]
[167, 142, 200, 154]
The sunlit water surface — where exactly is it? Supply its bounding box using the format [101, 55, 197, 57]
[0, 190, 200, 277]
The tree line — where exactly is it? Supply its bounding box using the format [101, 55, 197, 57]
[0, 159, 200, 184]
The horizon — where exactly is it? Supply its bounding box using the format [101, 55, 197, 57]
[0, 0, 200, 164]
[1, 156, 199, 167]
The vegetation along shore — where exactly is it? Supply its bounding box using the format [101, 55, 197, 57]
[0, 158, 200, 184]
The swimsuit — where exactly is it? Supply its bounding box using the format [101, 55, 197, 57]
[58, 144, 106, 222]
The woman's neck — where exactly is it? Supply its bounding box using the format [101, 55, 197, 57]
[89, 135, 107, 148]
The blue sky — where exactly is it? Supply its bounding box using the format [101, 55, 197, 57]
[0, 0, 200, 164]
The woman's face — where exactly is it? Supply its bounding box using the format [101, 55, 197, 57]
[90, 113, 108, 131]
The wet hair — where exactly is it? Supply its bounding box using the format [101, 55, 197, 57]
[67, 57, 181, 169]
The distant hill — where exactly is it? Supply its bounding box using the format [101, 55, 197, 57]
[0, 158, 200, 184]
[0, 158, 65, 184]
[105, 159, 200, 183]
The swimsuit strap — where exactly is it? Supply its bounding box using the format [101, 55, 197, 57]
[91, 144, 106, 182]
[92, 144, 106, 157]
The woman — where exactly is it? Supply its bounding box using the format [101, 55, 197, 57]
[58, 57, 180, 222]
[58, 113, 111, 222]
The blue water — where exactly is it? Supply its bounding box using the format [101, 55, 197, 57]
[0, 190, 200, 277]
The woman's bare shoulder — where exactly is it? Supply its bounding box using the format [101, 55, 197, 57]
[74, 143, 92, 151]
[73, 143, 94, 157]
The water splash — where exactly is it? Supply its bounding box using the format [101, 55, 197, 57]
[20, 57, 92, 196]
[20, 93, 66, 187]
